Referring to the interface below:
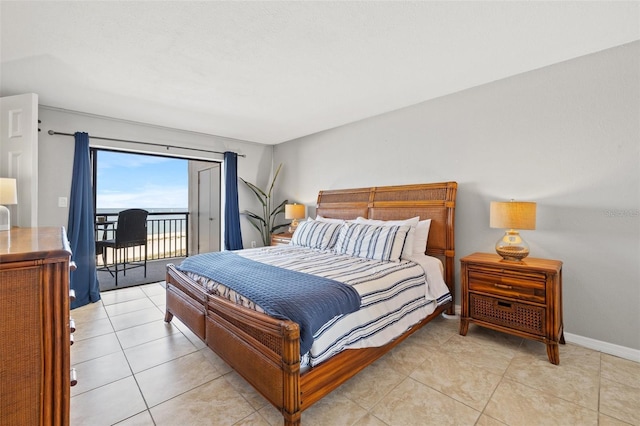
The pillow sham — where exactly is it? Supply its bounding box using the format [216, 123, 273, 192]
[290, 219, 342, 250]
[354, 216, 419, 258]
[412, 219, 432, 255]
[335, 223, 410, 262]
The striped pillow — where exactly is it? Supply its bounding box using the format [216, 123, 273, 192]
[290, 220, 342, 250]
[335, 223, 410, 262]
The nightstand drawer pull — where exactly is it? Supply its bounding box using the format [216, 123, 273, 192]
[494, 283, 513, 290]
[497, 301, 512, 309]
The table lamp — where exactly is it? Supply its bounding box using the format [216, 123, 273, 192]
[0, 178, 18, 231]
[490, 200, 536, 262]
[285, 203, 305, 233]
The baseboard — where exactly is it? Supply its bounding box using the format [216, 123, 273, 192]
[451, 304, 640, 363]
[564, 333, 640, 363]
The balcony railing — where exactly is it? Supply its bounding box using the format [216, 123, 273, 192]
[95, 211, 189, 266]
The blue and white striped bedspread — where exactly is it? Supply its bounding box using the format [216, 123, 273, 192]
[183, 246, 452, 367]
[176, 251, 361, 354]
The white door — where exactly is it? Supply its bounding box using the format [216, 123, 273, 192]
[0, 93, 39, 227]
[197, 165, 221, 253]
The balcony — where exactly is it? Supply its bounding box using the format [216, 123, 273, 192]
[95, 211, 189, 290]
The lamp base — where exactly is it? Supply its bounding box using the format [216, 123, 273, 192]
[288, 218, 300, 234]
[495, 229, 530, 262]
[0, 205, 10, 231]
[496, 245, 530, 262]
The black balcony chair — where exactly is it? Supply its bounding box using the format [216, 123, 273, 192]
[96, 209, 149, 287]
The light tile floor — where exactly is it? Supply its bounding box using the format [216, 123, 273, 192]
[70, 282, 640, 426]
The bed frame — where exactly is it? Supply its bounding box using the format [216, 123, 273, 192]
[164, 182, 457, 425]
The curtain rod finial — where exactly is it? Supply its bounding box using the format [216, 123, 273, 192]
[48, 130, 55, 135]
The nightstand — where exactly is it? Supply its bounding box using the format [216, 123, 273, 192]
[270, 232, 293, 246]
[459, 252, 564, 364]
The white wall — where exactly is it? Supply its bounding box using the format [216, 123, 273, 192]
[37, 107, 274, 250]
[273, 42, 640, 352]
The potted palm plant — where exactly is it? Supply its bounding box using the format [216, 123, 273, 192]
[240, 163, 289, 246]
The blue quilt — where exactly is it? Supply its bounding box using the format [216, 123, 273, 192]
[177, 251, 362, 354]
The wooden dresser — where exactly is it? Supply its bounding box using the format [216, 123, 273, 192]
[459, 252, 564, 364]
[0, 227, 74, 425]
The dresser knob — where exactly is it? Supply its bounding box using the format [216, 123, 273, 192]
[69, 261, 77, 271]
[70, 368, 78, 387]
[69, 318, 76, 333]
[70, 333, 74, 346]
[69, 289, 76, 301]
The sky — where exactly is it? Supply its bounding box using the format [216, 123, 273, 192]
[96, 151, 188, 211]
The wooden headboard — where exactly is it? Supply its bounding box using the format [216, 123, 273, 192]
[316, 182, 457, 300]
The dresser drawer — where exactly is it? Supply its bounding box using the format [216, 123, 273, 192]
[470, 294, 545, 336]
[468, 268, 546, 304]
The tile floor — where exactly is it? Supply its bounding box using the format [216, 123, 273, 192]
[70, 282, 640, 426]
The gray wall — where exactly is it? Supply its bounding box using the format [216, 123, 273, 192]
[38, 107, 274, 250]
[273, 42, 640, 352]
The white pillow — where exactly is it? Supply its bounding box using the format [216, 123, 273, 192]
[354, 216, 419, 258]
[315, 215, 346, 225]
[412, 219, 432, 255]
[335, 223, 410, 262]
[291, 219, 342, 250]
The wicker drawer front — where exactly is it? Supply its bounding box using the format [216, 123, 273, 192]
[468, 270, 545, 304]
[0, 267, 42, 425]
[470, 294, 545, 336]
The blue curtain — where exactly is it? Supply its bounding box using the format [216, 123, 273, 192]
[224, 151, 243, 250]
[68, 132, 100, 309]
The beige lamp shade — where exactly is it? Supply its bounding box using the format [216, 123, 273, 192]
[0, 178, 17, 205]
[490, 201, 536, 230]
[285, 203, 305, 220]
[285, 203, 305, 234]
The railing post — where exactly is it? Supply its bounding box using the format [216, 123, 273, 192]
[185, 213, 189, 257]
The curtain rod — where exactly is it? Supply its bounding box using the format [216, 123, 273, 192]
[47, 130, 246, 157]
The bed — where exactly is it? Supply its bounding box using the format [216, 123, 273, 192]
[164, 182, 457, 425]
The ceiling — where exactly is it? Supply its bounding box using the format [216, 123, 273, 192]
[1, 2, 638, 145]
